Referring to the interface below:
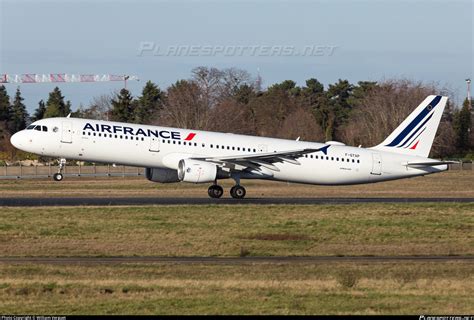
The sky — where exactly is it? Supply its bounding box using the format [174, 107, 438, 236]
[0, 0, 472, 113]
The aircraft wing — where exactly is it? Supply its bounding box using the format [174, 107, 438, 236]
[406, 160, 458, 168]
[191, 145, 330, 172]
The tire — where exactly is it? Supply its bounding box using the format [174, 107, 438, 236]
[208, 185, 223, 199]
[53, 173, 63, 182]
[230, 185, 246, 199]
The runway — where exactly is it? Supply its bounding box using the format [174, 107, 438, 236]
[0, 255, 472, 265]
[0, 197, 473, 206]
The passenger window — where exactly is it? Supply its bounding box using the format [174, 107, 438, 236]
[194, 143, 197, 146]
[237, 147, 240, 151]
[253, 149, 256, 152]
[232, 147, 235, 150]
[316, 156, 319, 159]
[210, 144, 213, 148]
[357, 159, 360, 163]
[310, 155, 313, 159]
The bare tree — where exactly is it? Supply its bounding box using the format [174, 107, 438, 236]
[339, 79, 454, 156]
[159, 80, 210, 130]
[279, 107, 325, 141]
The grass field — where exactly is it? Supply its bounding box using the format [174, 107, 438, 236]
[0, 203, 472, 257]
[0, 262, 472, 314]
[0, 171, 473, 314]
[0, 169, 472, 198]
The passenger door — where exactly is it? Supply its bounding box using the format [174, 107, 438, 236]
[61, 122, 72, 143]
[371, 153, 382, 175]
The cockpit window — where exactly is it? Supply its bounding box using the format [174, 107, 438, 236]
[27, 125, 35, 130]
[42, 126, 48, 132]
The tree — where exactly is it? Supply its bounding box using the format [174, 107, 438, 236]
[31, 100, 46, 122]
[160, 80, 208, 129]
[44, 87, 71, 118]
[453, 98, 472, 152]
[0, 85, 10, 122]
[110, 88, 134, 122]
[73, 94, 114, 120]
[134, 81, 164, 124]
[8, 88, 29, 133]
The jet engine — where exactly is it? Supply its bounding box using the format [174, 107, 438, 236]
[177, 159, 217, 183]
[145, 167, 180, 183]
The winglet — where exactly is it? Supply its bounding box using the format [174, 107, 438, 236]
[317, 145, 330, 155]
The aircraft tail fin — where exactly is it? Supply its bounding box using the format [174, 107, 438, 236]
[371, 95, 448, 157]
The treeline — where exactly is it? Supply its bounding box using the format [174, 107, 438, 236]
[0, 66, 473, 160]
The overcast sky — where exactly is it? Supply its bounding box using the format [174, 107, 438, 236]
[1, 0, 472, 113]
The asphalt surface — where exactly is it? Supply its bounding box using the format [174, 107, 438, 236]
[0, 255, 472, 265]
[0, 197, 473, 206]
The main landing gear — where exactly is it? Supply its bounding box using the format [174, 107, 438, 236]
[207, 184, 246, 199]
[230, 185, 246, 199]
[53, 158, 66, 182]
[208, 176, 247, 199]
[208, 184, 224, 198]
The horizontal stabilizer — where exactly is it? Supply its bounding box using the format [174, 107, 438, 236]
[406, 161, 458, 168]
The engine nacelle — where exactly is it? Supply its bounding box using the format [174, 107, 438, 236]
[145, 167, 180, 183]
[177, 159, 217, 183]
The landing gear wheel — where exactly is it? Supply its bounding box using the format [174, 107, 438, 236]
[53, 172, 64, 182]
[230, 185, 246, 199]
[208, 185, 224, 199]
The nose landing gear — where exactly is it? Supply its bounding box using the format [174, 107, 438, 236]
[53, 158, 66, 182]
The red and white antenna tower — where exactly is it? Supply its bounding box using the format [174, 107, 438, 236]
[0, 73, 139, 89]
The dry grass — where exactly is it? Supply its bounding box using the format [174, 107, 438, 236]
[0, 170, 472, 198]
[0, 203, 472, 257]
[0, 262, 472, 314]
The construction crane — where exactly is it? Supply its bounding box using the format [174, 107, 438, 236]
[0, 73, 139, 89]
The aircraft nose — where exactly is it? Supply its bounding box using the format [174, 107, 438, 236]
[10, 131, 24, 149]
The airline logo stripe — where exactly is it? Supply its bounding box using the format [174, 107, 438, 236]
[397, 112, 433, 148]
[385, 95, 441, 147]
[184, 133, 196, 141]
[404, 127, 426, 149]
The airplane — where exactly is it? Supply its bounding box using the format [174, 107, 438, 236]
[10, 95, 455, 199]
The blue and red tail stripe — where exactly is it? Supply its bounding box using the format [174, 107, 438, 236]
[385, 95, 442, 147]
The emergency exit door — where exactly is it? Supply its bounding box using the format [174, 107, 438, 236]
[149, 137, 160, 152]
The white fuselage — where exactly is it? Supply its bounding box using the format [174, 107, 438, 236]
[10, 117, 447, 185]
